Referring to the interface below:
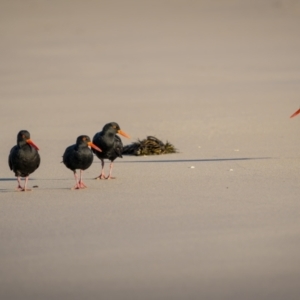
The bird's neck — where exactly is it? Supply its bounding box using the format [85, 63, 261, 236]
[18, 141, 28, 148]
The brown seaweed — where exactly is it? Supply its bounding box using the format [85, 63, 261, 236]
[122, 136, 177, 156]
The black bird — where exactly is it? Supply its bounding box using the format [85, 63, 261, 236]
[63, 135, 102, 189]
[92, 122, 130, 179]
[8, 130, 40, 191]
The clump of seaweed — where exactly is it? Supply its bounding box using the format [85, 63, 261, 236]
[122, 136, 177, 156]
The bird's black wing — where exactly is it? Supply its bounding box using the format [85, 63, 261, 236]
[114, 135, 123, 158]
[35, 151, 41, 170]
[8, 146, 17, 170]
[62, 145, 76, 169]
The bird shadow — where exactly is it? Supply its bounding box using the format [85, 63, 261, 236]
[115, 157, 273, 163]
[0, 186, 78, 193]
[0, 189, 14, 193]
[0, 178, 17, 181]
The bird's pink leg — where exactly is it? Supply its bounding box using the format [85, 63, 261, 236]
[72, 172, 81, 190]
[15, 176, 23, 191]
[106, 162, 116, 179]
[21, 176, 31, 192]
[95, 160, 106, 179]
[78, 170, 87, 188]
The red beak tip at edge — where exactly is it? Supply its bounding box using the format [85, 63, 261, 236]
[290, 108, 300, 118]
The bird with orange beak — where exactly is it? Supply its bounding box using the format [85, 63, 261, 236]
[63, 135, 102, 189]
[92, 122, 130, 179]
[8, 130, 40, 191]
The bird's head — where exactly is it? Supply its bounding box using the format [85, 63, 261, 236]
[77, 135, 102, 152]
[17, 130, 39, 150]
[103, 122, 130, 138]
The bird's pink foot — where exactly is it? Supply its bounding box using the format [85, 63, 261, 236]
[72, 182, 87, 190]
[72, 187, 81, 190]
[95, 174, 106, 180]
[78, 180, 87, 188]
[15, 185, 23, 191]
[72, 184, 81, 190]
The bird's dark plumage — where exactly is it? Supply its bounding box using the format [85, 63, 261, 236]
[62, 135, 101, 189]
[92, 122, 130, 179]
[9, 130, 40, 191]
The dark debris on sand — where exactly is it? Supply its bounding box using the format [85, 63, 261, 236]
[122, 136, 177, 156]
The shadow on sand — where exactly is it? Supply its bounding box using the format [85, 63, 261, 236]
[114, 157, 273, 163]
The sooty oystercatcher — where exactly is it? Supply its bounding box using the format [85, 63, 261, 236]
[92, 122, 130, 179]
[63, 135, 102, 189]
[8, 130, 40, 191]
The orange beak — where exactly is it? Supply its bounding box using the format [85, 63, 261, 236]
[26, 139, 39, 150]
[290, 108, 300, 118]
[88, 141, 102, 152]
[118, 129, 130, 139]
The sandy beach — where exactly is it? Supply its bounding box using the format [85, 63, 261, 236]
[1, 0, 300, 299]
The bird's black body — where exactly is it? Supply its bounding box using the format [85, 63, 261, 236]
[63, 136, 94, 173]
[92, 122, 129, 179]
[92, 123, 123, 162]
[8, 130, 40, 191]
[62, 135, 101, 189]
[9, 130, 40, 177]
